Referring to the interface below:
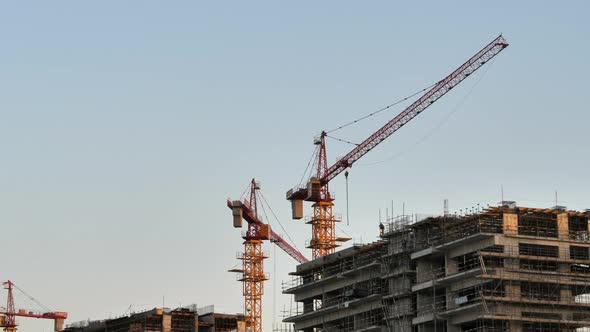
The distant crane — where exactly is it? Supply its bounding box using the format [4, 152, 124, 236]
[286, 35, 509, 259]
[0, 280, 68, 332]
[228, 179, 308, 332]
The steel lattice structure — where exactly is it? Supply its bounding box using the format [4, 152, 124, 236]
[229, 179, 308, 332]
[287, 35, 509, 259]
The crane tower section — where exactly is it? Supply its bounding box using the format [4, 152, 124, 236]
[228, 179, 308, 332]
[235, 179, 267, 332]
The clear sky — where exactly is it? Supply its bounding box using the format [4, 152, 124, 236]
[1, 1, 589, 331]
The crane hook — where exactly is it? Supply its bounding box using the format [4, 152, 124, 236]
[345, 170, 350, 225]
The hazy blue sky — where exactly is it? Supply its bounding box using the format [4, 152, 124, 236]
[1, 2, 589, 331]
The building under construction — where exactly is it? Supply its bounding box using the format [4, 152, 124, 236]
[64, 306, 246, 332]
[282, 203, 590, 332]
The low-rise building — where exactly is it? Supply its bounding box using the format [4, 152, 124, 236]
[64, 306, 245, 332]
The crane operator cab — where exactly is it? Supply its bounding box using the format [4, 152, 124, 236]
[306, 177, 322, 201]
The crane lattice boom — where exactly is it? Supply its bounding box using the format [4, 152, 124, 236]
[287, 35, 509, 201]
[286, 35, 509, 259]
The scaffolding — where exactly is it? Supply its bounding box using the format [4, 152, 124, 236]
[282, 205, 590, 332]
[380, 214, 416, 332]
[282, 240, 387, 331]
[64, 307, 246, 332]
[409, 206, 590, 332]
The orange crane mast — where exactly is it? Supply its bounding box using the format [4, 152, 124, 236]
[0, 280, 68, 332]
[287, 35, 509, 259]
[228, 179, 308, 332]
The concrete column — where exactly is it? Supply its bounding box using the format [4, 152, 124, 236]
[445, 289, 455, 311]
[54, 319, 65, 332]
[446, 321, 460, 332]
[162, 314, 172, 332]
[417, 292, 435, 316]
[503, 213, 518, 236]
[416, 260, 433, 283]
[559, 260, 570, 273]
[445, 254, 458, 276]
[505, 282, 520, 299]
[510, 320, 523, 332]
[557, 212, 569, 240]
[504, 257, 519, 270]
[560, 287, 572, 303]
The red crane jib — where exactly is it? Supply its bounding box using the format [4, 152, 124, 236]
[1, 279, 68, 331]
[226, 199, 309, 264]
[0, 311, 68, 319]
[287, 35, 509, 201]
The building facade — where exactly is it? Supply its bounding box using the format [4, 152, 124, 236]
[64, 307, 246, 332]
[283, 204, 590, 332]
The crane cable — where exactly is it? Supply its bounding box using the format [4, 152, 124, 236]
[297, 145, 319, 188]
[336, 223, 352, 239]
[326, 82, 437, 134]
[12, 282, 52, 313]
[345, 171, 350, 226]
[325, 134, 359, 146]
[258, 196, 271, 226]
[358, 56, 498, 166]
[259, 191, 302, 253]
[239, 181, 253, 201]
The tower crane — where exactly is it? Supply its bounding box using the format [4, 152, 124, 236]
[286, 35, 509, 259]
[0, 280, 68, 332]
[228, 179, 308, 332]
